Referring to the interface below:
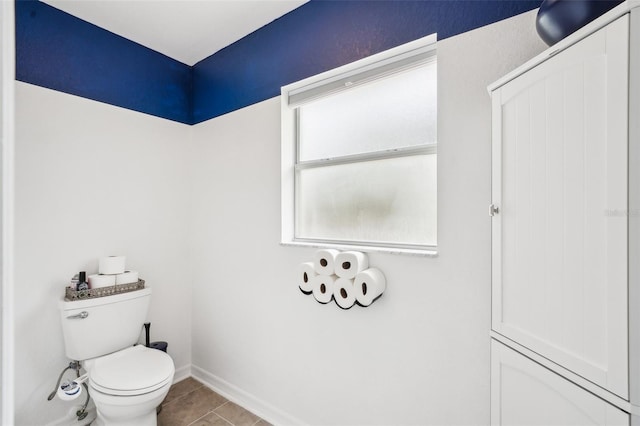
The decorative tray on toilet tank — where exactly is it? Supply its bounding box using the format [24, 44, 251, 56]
[65, 280, 146, 301]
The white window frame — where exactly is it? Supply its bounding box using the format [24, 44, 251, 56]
[281, 34, 438, 256]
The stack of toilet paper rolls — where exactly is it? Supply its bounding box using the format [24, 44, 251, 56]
[298, 249, 386, 309]
[87, 256, 139, 289]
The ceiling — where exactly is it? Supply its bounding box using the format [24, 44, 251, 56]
[42, 0, 309, 66]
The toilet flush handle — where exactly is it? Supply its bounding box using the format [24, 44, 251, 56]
[67, 311, 89, 320]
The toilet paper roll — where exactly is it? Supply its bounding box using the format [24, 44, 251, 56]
[354, 268, 386, 307]
[312, 274, 336, 304]
[88, 274, 116, 289]
[298, 262, 317, 295]
[313, 249, 341, 275]
[334, 251, 369, 279]
[56, 380, 83, 401]
[99, 256, 126, 275]
[115, 270, 139, 285]
[333, 277, 356, 310]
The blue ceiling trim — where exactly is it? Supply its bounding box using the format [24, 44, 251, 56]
[15, 0, 541, 126]
[191, 0, 541, 124]
[16, 0, 193, 124]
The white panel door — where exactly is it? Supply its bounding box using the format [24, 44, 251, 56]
[491, 340, 629, 426]
[491, 15, 629, 398]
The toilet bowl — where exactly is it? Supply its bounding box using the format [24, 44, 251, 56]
[86, 345, 175, 426]
[59, 287, 175, 426]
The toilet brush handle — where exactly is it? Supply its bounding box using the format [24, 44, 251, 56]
[144, 322, 151, 347]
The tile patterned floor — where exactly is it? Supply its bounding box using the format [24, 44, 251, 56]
[158, 377, 271, 426]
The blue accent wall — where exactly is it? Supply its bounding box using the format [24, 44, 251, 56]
[16, 0, 541, 125]
[193, 0, 541, 123]
[16, 0, 193, 124]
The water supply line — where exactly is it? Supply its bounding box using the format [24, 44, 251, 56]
[47, 361, 79, 401]
[73, 361, 90, 421]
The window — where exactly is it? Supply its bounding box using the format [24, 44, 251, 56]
[281, 34, 437, 254]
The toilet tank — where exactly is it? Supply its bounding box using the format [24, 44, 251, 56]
[60, 287, 152, 361]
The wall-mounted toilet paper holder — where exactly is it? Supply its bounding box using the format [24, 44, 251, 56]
[299, 250, 386, 309]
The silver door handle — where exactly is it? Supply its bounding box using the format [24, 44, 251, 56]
[67, 311, 89, 320]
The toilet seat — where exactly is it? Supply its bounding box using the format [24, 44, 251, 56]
[89, 345, 174, 396]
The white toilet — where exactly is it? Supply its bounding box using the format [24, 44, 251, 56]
[60, 287, 175, 426]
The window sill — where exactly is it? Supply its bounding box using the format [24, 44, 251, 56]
[280, 241, 438, 257]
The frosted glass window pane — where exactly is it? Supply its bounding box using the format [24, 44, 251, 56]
[298, 63, 437, 161]
[296, 155, 437, 246]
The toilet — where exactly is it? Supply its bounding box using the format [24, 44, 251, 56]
[60, 287, 175, 426]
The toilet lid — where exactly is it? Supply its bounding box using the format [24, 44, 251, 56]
[90, 345, 174, 396]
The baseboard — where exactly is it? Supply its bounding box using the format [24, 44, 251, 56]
[191, 365, 305, 426]
[173, 363, 191, 383]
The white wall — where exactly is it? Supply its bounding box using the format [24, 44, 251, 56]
[189, 10, 545, 425]
[11, 9, 546, 425]
[2, 1, 16, 424]
[13, 83, 192, 425]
